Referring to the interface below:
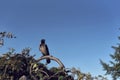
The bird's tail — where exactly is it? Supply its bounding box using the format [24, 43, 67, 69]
[47, 59, 50, 64]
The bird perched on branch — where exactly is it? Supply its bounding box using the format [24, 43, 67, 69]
[39, 39, 51, 65]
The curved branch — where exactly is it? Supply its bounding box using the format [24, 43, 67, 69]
[49, 69, 65, 79]
[38, 69, 49, 78]
[30, 64, 49, 80]
[37, 55, 65, 69]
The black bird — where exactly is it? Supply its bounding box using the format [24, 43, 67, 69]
[39, 39, 50, 65]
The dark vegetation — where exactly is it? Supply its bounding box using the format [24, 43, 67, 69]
[0, 31, 108, 80]
[100, 37, 120, 80]
[0, 48, 74, 80]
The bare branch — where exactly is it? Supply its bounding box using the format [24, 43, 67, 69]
[37, 55, 65, 69]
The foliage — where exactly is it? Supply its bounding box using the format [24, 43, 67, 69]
[100, 37, 120, 80]
[0, 48, 75, 80]
[0, 31, 108, 80]
[0, 48, 35, 80]
[66, 67, 108, 80]
[0, 31, 16, 47]
[0, 50, 108, 80]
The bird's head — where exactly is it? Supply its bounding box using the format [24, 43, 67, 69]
[41, 39, 45, 43]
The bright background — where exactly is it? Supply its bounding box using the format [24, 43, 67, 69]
[0, 0, 120, 79]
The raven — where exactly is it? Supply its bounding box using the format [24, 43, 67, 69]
[39, 39, 50, 65]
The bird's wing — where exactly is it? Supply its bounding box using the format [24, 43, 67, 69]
[45, 44, 50, 55]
